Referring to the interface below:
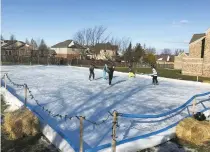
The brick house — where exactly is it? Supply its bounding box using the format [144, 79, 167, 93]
[51, 40, 87, 59]
[156, 54, 175, 63]
[174, 28, 210, 77]
[1, 40, 33, 57]
[174, 52, 189, 69]
[92, 42, 118, 61]
[1, 40, 38, 64]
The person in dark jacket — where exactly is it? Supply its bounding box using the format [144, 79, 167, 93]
[108, 65, 115, 85]
[89, 64, 95, 80]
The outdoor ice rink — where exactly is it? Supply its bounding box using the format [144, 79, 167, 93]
[1, 65, 210, 151]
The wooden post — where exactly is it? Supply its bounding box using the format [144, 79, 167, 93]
[24, 84, 27, 107]
[79, 116, 84, 152]
[4, 74, 6, 89]
[112, 111, 117, 152]
[192, 100, 196, 115]
[197, 76, 198, 82]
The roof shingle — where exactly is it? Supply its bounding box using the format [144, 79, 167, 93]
[189, 33, 206, 44]
[93, 42, 118, 53]
[51, 40, 85, 49]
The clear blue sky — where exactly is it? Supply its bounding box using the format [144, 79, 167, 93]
[2, 0, 210, 52]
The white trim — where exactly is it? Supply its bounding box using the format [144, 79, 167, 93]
[68, 41, 74, 47]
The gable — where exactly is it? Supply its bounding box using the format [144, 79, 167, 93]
[51, 40, 85, 49]
[189, 33, 206, 44]
[51, 40, 73, 48]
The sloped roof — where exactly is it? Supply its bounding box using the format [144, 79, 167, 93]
[156, 54, 175, 62]
[51, 40, 85, 49]
[189, 33, 205, 44]
[2, 40, 17, 47]
[1, 40, 27, 50]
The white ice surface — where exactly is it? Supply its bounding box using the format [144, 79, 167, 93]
[1, 65, 210, 152]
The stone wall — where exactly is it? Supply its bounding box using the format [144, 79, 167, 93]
[174, 56, 183, 69]
[204, 29, 210, 63]
[55, 54, 67, 58]
[179, 28, 210, 77]
[182, 58, 203, 76]
[202, 64, 210, 77]
[203, 29, 210, 77]
[189, 40, 202, 58]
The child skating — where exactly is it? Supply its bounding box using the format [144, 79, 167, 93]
[151, 65, 158, 85]
[89, 64, 95, 81]
[128, 65, 136, 78]
[103, 64, 108, 79]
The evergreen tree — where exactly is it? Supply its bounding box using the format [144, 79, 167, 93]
[123, 42, 132, 63]
[10, 34, 16, 41]
[38, 39, 48, 57]
[133, 43, 145, 62]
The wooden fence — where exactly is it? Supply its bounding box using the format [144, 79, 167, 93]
[1, 56, 174, 69]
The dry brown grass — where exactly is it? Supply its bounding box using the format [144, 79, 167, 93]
[176, 117, 210, 146]
[3, 107, 39, 140]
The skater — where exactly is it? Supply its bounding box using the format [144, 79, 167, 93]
[103, 64, 108, 79]
[128, 65, 135, 78]
[151, 65, 158, 85]
[89, 64, 95, 80]
[108, 65, 115, 85]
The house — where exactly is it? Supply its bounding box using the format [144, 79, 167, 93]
[92, 42, 118, 61]
[174, 28, 210, 77]
[51, 40, 87, 59]
[174, 52, 189, 69]
[1, 40, 33, 57]
[156, 54, 175, 63]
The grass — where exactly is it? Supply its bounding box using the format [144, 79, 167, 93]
[115, 67, 210, 82]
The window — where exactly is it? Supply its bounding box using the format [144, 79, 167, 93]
[201, 38, 205, 58]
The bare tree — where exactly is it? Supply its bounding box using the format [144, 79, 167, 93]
[25, 38, 30, 45]
[161, 48, 172, 55]
[110, 37, 130, 54]
[145, 47, 156, 54]
[74, 25, 109, 46]
[1, 35, 4, 40]
[174, 49, 185, 56]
